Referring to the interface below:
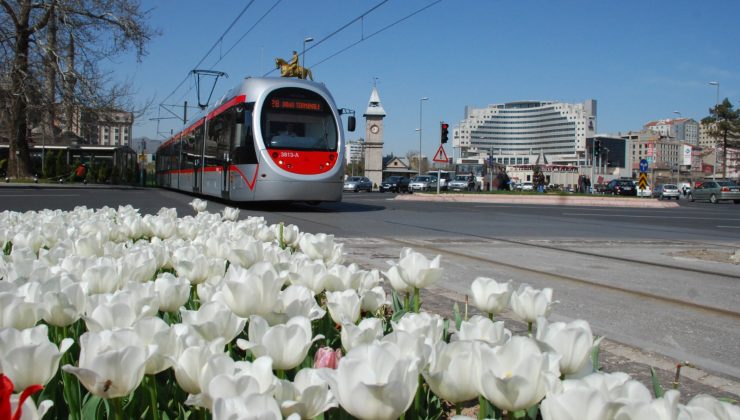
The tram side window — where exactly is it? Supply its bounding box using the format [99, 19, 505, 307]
[182, 124, 204, 170]
[233, 104, 257, 164]
[208, 108, 236, 166]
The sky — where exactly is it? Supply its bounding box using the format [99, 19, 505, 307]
[113, 0, 740, 160]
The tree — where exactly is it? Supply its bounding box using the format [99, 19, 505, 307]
[701, 98, 740, 179]
[0, 0, 157, 178]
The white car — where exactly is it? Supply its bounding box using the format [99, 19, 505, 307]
[409, 175, 437, 192]
[636, 185, 652, 197]
[521, 182, 534, 191]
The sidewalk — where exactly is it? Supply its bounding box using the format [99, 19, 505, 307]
[395, 192, 680, 208]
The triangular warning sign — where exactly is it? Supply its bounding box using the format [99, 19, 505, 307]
[433, 145, 449, 163]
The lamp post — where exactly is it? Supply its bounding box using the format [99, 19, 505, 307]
[418, 97, 429, 176]
[302, 37, 314, 78]
[708, 81, 720, 178]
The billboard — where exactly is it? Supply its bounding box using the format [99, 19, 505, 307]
[682, 145, 692, 165]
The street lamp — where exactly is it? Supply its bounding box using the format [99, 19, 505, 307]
[418, 97, 429, 176]
[708, 81, 720, 178]
[302, 37, 314, 78]
[708, 81, 719, 106]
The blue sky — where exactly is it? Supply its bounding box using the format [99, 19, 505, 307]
[116, 0, 740, 159]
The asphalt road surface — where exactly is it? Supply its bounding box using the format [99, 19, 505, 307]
[2, 185, 739, 397]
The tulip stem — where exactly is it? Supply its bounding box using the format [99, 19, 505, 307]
[413, 287, 420, 313]
[147, 376, 160, 420]
[455, 403, 462, 415]
[527, 321, 533, 335]
[488, 312, 493, 321]
[111, 397, 124, 420]
[478, 396, 487, 420]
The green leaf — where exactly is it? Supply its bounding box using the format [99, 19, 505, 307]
[453, 302, 462, 330]
[526, 404, 540, 419]
[591, 337, 601, 372]
[442, 318, 450, 343]
[3, 240, 12, 255]
[391, 308, 407, 323]
[650, 367, 664, 398]
[391, 289, 404, 313]
[82, 395, 102, 420]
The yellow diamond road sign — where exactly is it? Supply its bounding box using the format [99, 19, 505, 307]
[638, 173, 648, 190]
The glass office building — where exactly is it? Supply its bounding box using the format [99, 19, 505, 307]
[453, 100, 596, 165]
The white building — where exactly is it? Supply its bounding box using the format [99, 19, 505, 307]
[96, 111, 133, 147]
[453, 99, 596, 166]
[643, 118, 699, 146]
[346, 139, 365, 165]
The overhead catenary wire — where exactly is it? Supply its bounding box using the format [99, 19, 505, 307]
[159, 1, 256, 106]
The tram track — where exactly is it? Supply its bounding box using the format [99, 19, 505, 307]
[369, 221, 740, 321]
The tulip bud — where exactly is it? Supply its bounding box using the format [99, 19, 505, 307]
[314, 347, 342, 369]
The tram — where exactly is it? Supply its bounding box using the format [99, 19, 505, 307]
[155, 77, 355, 203]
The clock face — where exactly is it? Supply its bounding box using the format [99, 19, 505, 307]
[370, 124, 379, 134]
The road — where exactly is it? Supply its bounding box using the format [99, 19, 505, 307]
[2, 185, 739, 397]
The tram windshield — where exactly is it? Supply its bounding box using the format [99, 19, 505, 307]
[261, 88, 337, 151]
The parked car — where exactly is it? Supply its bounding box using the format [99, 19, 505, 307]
[688, 179, 740, 204]
[426, 171, 453, 191]
[636, 184, 652, 197]
[604, 179, 637, 196]
[379, 176, 410, 193]
[343, 176, 373, 192]
[448, 175, 471, 192]
[652, 184, 680, 200]
[521, 181, 534, 191]
[408, 175, 437, 192]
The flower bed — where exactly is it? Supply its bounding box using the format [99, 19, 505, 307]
[0, 199, 737, 419]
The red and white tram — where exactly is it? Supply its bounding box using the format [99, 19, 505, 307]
[155, 77, 354, 203]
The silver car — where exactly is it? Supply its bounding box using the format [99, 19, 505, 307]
[689, 180, 740, 204]
[652, 184, 680, 200]
[409, 175, 437, 192]
[343, 176, 373, 192]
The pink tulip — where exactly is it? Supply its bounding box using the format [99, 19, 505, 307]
[313, 347, 342, 369]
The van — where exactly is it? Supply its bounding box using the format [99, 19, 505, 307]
[426, 171, 454, 191]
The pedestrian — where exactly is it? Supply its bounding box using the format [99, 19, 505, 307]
[74, 163, 87, 182]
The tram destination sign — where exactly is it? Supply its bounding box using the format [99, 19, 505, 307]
[270, 98, 323, 112]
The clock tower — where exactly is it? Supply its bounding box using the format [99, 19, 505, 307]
[363, 86, 386, 189]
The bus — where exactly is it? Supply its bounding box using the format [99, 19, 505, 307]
[155, 77, 355, 203]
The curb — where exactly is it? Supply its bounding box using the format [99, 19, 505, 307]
[393, 193, 681, 208]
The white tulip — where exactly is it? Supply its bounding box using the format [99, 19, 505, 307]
[190, 198, 208, 213]
[457, 315, 511, 346]
[536, 318, 603, 376]
[390, 248, 443, 290]
[121, 247, 158, 283]
[384, 264, 413, 293]
[0, 325, 73, 391]
[264, 284, 326, 325]
[613, 389, 681, 420]
[476, 336, 561, 412]
[6, 393, 54, 420]
[227, 236, 264, 269]
[360, 286, 387, 313]
[154, 272, 191, 313]
[273, 223, 300, 248]
[180, 301, 246, 344]
[222, 207, 240, 221]
[470, 277, 512, 315]
[392, 311, 445, 347]
[321, 341, 419, 420]
[81, 258, 121, 294]
[287, 259, 329, 294]
[326, 289, 361, 324]
[298, 233, 344, 265]
[340, 317, 384, 352]
[133, 317, 177, 375]
[423, 340, 480, 404]
[541, 383, 615, 420]
[175, 347, 233, 397]
[172, 245, 224, 285]
[233, 356, 278, 395]
[213, 394, 286, 420]
[237, 315, 323, 370]
[40, 273, 86, 327]
[221, 262, 283, 318]
[0, 292, 43, 329]
[323, 264, 361, 291]
[381, 330, 431, 370]
[510, 284, 555, 323]
[686, 394, 740, 420]
[62, 330, 148, 398]
[275, 368, 337, 419]
[577, 371, 652, 404]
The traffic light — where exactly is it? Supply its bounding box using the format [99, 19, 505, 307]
[594, 140, 601, 157]
[440, 122, 449, 144]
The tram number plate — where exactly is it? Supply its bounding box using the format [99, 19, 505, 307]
[280, 151, 300, 158]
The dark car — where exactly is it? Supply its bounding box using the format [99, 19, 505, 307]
[604, 179, 637, 196]
[379, 176, 410, 193]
